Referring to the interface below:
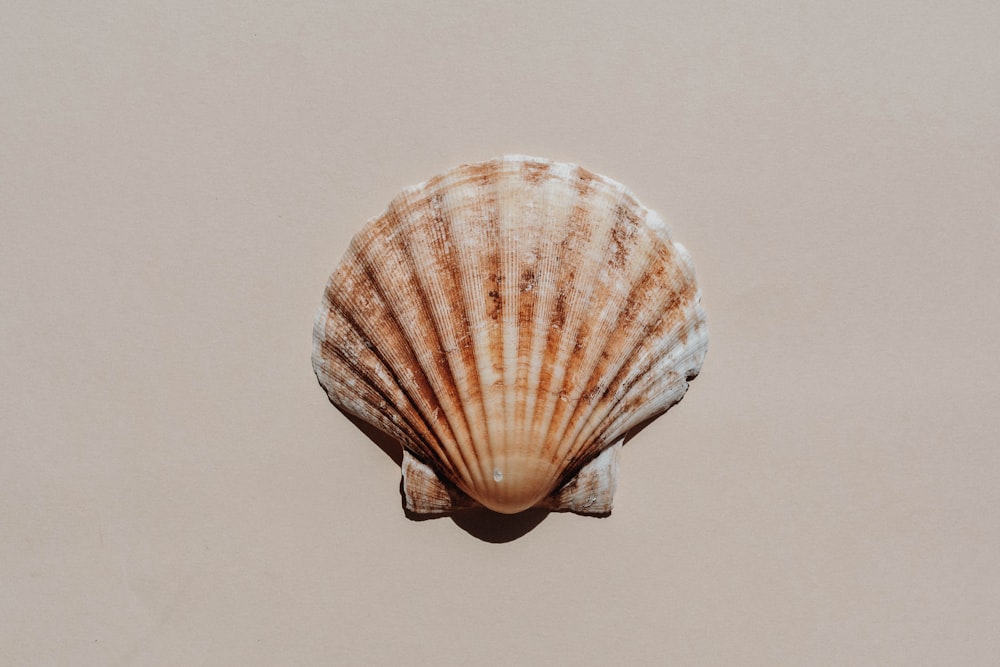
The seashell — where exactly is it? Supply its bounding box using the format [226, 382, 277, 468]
[313, 155, 707, 516]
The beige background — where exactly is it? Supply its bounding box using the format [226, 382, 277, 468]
[3, 1, 999, 664]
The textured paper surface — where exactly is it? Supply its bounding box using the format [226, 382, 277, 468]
[3, 2, 998, 664]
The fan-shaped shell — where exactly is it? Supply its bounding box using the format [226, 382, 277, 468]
[313, 156, 707, 515]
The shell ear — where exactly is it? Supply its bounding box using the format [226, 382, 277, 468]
[539, 442, 621, 515]
[401, 450, 476, 515]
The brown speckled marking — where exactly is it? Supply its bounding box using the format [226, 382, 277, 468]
[512, 257, 541, 452]
[481, 200, 503, 377]
[567, 203, 595, 239]
[423, 173, 446, 193]
[609, 203, 641, 269]
[574, 166, 597, 197]
[463, 159, 501, 187]
[519, 267, 536, 293]
[486, 272, 503, 321]
[554, 286, 569, 328]
[658, 274, 697, 332]
[522, 160, 551, 184]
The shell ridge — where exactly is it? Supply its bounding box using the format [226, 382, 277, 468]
[529, 193, 603, 467]
[503, 157, 579, 503]
[438, 168, 507, 498]
[543, 186, 661, 469]
[316, 277, 434, 450]
[422, 184, 496, 495]
[395, 190, 488, 494]
[314, 316, 415, 442]
[352, 233, 479, 487]
[313, 303, 424, 443]
[442, 166, 540, 499]
[319, 267, 457, 472]
[538, 184, 612, 459]
[554, 241, 701, 460]
[378, 199, 493, 493]
[515, 176, 568, 468]
[479, 167, 508, 496]
[499, 168, 521, 494]
[319, 358, 421, 452]
[553, 225, 690, 465]
[497, 159, 551, 501]
[572, 290, 707, 452]
[595, 299, 708, 443]
[582, 312, 701, 450]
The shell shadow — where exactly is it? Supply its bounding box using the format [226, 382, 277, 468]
[448, 506, 549, 543]
[341, 411, 550, 542]
[343, 411, 404, 467]
[621, 410, 666, 447]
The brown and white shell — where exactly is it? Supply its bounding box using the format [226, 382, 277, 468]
[313, 156, 707, 516]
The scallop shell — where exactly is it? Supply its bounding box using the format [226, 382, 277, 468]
[313, 156, 707, 515]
